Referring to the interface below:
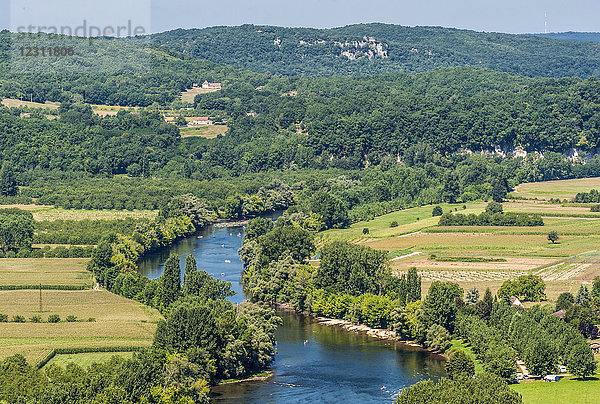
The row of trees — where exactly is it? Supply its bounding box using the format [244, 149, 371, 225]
[438, 212, 544, 227]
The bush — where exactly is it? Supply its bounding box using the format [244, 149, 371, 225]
[30, 315, 42, 323]
[432, 206, 443, 217]
[12, 315, 25, 323]
[87, 317, 96, 322]
[48, 314, 60, 323]
[591, 204, 600, 212]
[362, 228, 370, 235]
[66, 315, 77, 322]
[0, 314, 7, 322]
[446, 350, 475, 379]
[425, 324, 451, 352]
[390, 221, 399, 228]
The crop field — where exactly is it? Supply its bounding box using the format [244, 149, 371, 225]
[514, 177, 600, 200]
[0, 258, 92, 287]
[0, 204, 158, 221]
[46, 351, 135, 368]
[0, 289, 161, 365]
[180, 87, 219, 103]
[323, 179, 600, 301]
[1, 98, 59, 109]
[180, 125, 228, 138]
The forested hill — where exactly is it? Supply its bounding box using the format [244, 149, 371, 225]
[150, 23, 600, 78]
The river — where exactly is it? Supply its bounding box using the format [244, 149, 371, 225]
[138, 223, 445, 403]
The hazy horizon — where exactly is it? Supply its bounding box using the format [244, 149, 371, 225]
[1, 0, 600, 37]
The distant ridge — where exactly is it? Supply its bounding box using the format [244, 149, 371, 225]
[528, 32, 600, 43]
[151, 23, 600, 78]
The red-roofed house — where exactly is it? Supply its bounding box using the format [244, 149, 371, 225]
[202, 81, 222, 90]
[188, 117, 213, 127]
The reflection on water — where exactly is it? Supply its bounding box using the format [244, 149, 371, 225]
[138, 223, 445, 403]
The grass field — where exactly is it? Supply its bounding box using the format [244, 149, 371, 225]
[0, 204, 158, 221]
[514, 177, 600, 201]
[0, 289, 161, 365]
[180, 125, 228, 138]
[1, 98, 59, 109]
[180, 87, 219, 103]
[46, 351, 135, 368]
[511, 376, 600, 404]
[322, 178, 600, 301]
[0, 258, 92, 287]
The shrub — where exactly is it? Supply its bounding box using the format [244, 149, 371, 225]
[12, 315, 25, 323]
[591, 204, 600, 212]
[87, 317, 96, 322]
[362, 228, 369, 235]
[30, 315, 42, 323]
[48, 314, 60, 323]
[0, 314, 7, 322]
[425, 324, 451, 352]
[66, 315, 77, 322]
[446, 350, 475, 379]
[432, 206, 443, 216]
[390, 220, 399, 228]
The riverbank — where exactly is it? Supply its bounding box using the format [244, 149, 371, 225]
[217, 371, 274, 385]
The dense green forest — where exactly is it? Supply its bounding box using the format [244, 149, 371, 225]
[5, 67, 600, 221]
[0, 31, 266, 106]
[151, 24, 600, 78]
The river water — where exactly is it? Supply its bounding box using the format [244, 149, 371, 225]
[138, 223, 445, 403]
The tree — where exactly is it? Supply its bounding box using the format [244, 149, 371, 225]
[422, 281, 462, 332]
[483, 344, 517, 380]
[425, 324, 451, 352]
[575, 285, 590, 306]
[592, 276, 600, 300]
[547, 231, 559, 244]
[406, 267, 421, 303]
[445, 350, 475, 379]
[243, 217, 274, 242]
[485, 201, 503, 214]
[555, 292, 574, 311]
[0, 163, 17, 197]
[567, 343, 597, 379]
[0, 209, 35, 253]
[396, 373, 522, 404]
[491, 177, 509, 202]
[524, 339, 557, 376]
[466, 287, 479, 305]
[315, 241, 389, 296]
[175, 115, 187, 126]
[475, 288, 493, 321]
[442, 172, 460, 203]
[256, 223, 315, 267]
[160, 254, 181, 308]
[432, 206, 443, 217]
[306, 191, 349, 229]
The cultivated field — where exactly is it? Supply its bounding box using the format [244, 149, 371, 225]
[0, 204, 158, 221]
[180, 87, 219, 103]
[1, 98, 59, 109]
[513, 177, 600, 200]
[46, 351, 135, 368]
[0, 258, 92, 287]
[0, 289, 162, 365]
[323, 178, 600, 301]
[180, 125, 228, 138]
